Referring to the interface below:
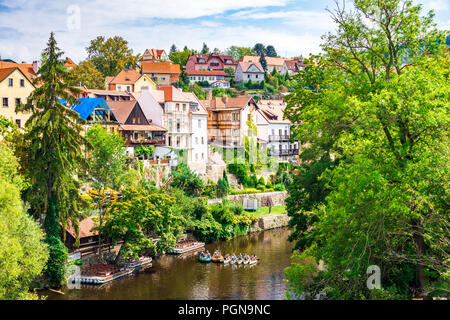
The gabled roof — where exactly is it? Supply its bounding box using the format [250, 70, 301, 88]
[141, 61, 180, 74]
[284, 59, 306, 72]
[64, 57, 77, 68]
[107, 100, 139, 124]
[256, 99, 290, 124]
[70, 97, 116, 121]
[65, 217, 98, 239]
[157, 86, 208, 115]
[238, 61, 264, 73]
[200, 96, 254, 110]
[109, 68, 141, 85]
[143, 49, 169, 61]
[0, 61, 36, 81]
[0, 66, 35, 87]
[239, 55, 289, 67]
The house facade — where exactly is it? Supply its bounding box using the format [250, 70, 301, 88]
[255, 99, 299, 162]
[239, 56, 291, 74]
[184, 53, 237, 71]
[107, 100, 166, 156]
[141, 61, 181, 87]
[185, 70, 226, 85]
[0, 67, 35, 128]
[281, 59, 306, 76]
[142, 49, 170, 62]
[107, 69, 157, 92]
[200, 96, 257, 148]
[156, 86, 208, 173]
[234, 62, 265, 84]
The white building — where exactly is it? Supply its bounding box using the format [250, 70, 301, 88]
[186, 70, 226, 85]
[149, 86, 208, 174]
[234, 61, 265, 84]
[255, 99, 299, 162]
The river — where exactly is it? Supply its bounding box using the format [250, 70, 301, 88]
[44, 227, 294, 300]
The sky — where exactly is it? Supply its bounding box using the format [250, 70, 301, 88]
[0, 0, 448, 63]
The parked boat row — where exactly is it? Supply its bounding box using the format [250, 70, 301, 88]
[199, 251, 259, 265]
[167, 240, 205, 254]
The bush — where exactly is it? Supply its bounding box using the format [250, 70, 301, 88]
[258, 176, 265, 186]
[43, 235, 68, 288]
[274, 183, 286, 191]
[266, 182, 273, 189]
[196, 80, 210, 87]
[169, 164, 204, 196]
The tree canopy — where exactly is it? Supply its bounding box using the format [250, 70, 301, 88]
[68, 60, 105, 89]
[284, 0, 449, 300]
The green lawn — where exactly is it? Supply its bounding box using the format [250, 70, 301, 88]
[245, 205, 287, 218]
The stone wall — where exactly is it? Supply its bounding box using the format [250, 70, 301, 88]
[258, 214, 290, 230]
[142, 162, 172, 187]
[226, 191, 288, 207]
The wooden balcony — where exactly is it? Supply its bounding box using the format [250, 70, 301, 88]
[269, 135, 290, 142]
[270, 148, 298, 156]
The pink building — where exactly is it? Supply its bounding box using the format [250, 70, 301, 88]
[184, 53, 237, 71]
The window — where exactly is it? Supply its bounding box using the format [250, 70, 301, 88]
[256, 75, 258, 78]
[198, 119, 201, 128]
[117, 86, 121, 90]
[8, 78, 13, 87]
[183, 104, 186, 112]
[126, 86, 131, 92]
[15, 98, 20, 107]
[176, 119, 180, 132]
[176, 103, 180, 111]
[195, 153, 198, 161]
[201, 137, 204, 144]
[202, 153, 204, 160]
[195, 137, 198, 144]
[20, 79, 25, 87]
[247, 74, 250, 79]
[2, 98, 8, 107]
[169, 119, 172, 132]
[15, 119, 21, 128]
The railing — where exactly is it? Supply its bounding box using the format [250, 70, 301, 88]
[128, 139, 165, 146]
[270, 149, 298, 156]
[269, 135, 290, 142]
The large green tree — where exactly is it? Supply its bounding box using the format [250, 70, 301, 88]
[86, 36, 140, 77]
[85, 124, 127, 254]
[225, 46, 256, 61]
[16, 32, 87, 287]
[0, 142, 48, 300]
[284, 0, 449, 300]
[68, 60, 105, 89]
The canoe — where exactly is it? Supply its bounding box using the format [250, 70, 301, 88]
[243, 259, 249, 265]
[212, 255, 224, 263]
[230, 259, 236, 265]
[223, 258, 231, 264]
[249, 259, 258, 265]
[237, 258, 243, 265]
[199, 256, 211, 262]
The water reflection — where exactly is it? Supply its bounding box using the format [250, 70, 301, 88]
[44, 227, 294, 300]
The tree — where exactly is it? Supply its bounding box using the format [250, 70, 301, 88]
[0, 142, 48, 300]
[101, 187, 185, 264]
[226, 46, 256, 61]
[259, 51, 268, 73]
[86, 36, 140, 77]
[169, 48, 192, 67]
[169, 164, 204, 197]
[16, 32, 87, 287]
[85, 124, 127, 254]
[170, 44, 178, 54]
[253, 43, 265, 56]
[265, 45, 278, 57]
[201, 42, 210, 54]
[284, 0, 449, 300]
[68, 60, 105, 89]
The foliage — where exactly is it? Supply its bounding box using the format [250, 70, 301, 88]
[86, 36, 140, 77]
[259, 52, 267, 73]
[201, 42, 210, 54]
[0, 143, 48, 299]
[102, 187, 185, 262]
[265, 45, 278, 57]
[182, 83, 206, 100]
[169, 48, 192, 67]
[169, 164, 204, 197]
[135, 144, 155, 159]
[226, 46, 256, 61]
[16, 33, 87, 286]
[284, 0, 449, 299]
[68, 60, 105, 89]
[42, 235, 68, 288]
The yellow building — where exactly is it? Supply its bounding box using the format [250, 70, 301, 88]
[107, 69, 156, 92]
[0, 67, 35, 128]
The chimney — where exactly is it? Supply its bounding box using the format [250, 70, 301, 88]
[206, 89, 213, 101]
[32, 60, 40, 74]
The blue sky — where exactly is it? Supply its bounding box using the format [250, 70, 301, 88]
[0, 0, 448, 63]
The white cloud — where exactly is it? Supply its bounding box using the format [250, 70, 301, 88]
[427, 0, 449, 11]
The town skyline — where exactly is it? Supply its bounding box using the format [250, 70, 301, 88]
[1, 0, 449, 63]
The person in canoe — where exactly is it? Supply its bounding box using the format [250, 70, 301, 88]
[243, 254, 250, 264]
[212, 250, 224, 263]
[223, 254, 230, 264]
[230, 254, 237, 264]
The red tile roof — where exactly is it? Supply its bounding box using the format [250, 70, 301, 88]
[238, 61, 264, 73]
[0, 61, 36, 82]
[64, 57, 77, 68]
[200, 96, 254, 109]
[65, 217, 98, 239]
[109, 69, 141, 85]
[141, 61, 180, 74]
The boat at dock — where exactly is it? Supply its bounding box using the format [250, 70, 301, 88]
[72, 264, 134, 285]
[119, 256, 153, 269]
[167, 240, 205, 254]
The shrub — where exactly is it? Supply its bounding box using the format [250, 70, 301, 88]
[258, 176, 265, 186]
[274, 183, 286, 191]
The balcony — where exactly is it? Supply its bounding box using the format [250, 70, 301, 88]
[269, 148, 298, 156]
[269, 135, 290, 142]
[128, 138, 166, 146]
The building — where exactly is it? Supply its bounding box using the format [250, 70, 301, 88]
[0, 67, 35, 128]
[63, 217, 99, 252]
[107, 100, 166, 156]
[77, 87, 134, 101]
[141, 61, 181, 87]
[0, 60, 38, 82]
[155, 86, 208, 173]
[64, 57, 77, 70]
[142, 49, 170, 62]
[234, 61, 265, 84]
[281, 59, 306, 76]
[185, 70, 226, 85]
[69, 97, 120, 134]
[211, 80, 230, 88]
[107, 68, 156, 92]
[239, 56, 290, 74]
[184, 53, 237, 71]
[255, 99, 299, 162]
[200, 96, 257, 148]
